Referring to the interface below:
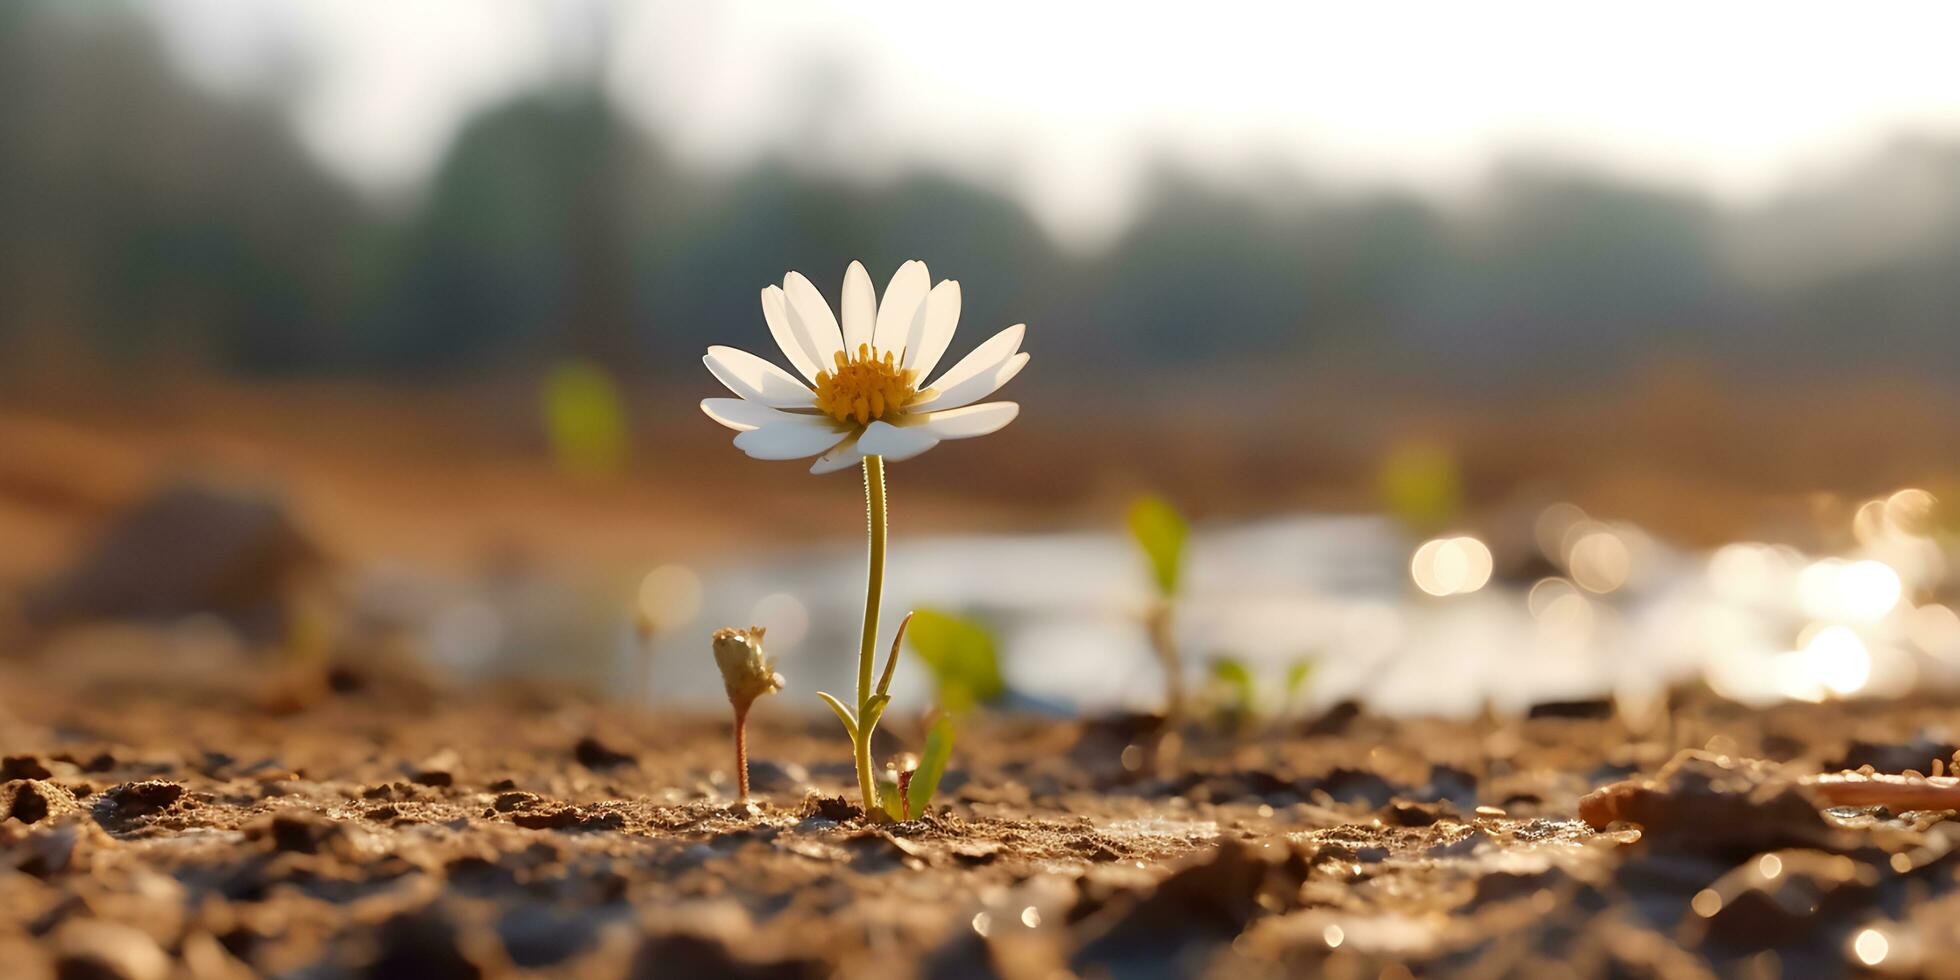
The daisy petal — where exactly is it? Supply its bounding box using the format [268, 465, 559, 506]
[920, 324, 1025, 403]
[762, 286, 824, 383]
[810, 432, 866, 474]
[733, 417, 846, 460]
[873, 261, 929, 356]
[700, 397, 810, 432]
[904, 279, 961, 377]
[704, 346, 816, 409]
[921, 351, 1027, 412]
[841, 261, 876, 352]
[857, 420, 940, 462]
[783, 271, 846, 364]
[917, 402, 1020, 440]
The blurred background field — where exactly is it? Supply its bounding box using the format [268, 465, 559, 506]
[6, 1, 1960, 716]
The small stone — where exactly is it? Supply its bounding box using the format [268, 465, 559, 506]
[573, 736, 636, 770]
[512, 806, 624, 832]
[4, 779, 80, 825]
[55, 919, 171, 980]
[1382, 800, 1452, 827]
[252, 811, 339, 854]
[493, 791, 541, 813]
[410, 753, 457, 787]
[627, 932, 823, 980]
[102, 780, 184, 818]
[1, 756, 54, 781]
[950, 840, 1003, 865]
[800, 795, 860, 824]
[746, 761, 810, 793]
[366, 906, 482, 980]
[13, 822, 83, 878]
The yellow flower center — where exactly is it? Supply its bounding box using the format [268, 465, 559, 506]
[814, 344, 919, 425]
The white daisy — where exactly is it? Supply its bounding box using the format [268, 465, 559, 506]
[701, 260, 1028, 474]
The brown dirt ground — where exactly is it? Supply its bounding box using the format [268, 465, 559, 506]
[6, 651, 1960, 979]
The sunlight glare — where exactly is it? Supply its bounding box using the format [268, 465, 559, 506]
[1798, 558, 1901, 622]
[638, 564, 704, 632]
[1412, 536, 1493, 597]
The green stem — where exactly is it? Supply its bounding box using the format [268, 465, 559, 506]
[854, 454, 889, 813]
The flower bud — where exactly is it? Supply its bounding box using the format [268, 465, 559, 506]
[711, 626, 785, 709]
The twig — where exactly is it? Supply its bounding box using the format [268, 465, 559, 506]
[1803, 771, 1960, 810]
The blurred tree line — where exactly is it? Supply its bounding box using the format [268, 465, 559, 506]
[4, 3, 1960, 390]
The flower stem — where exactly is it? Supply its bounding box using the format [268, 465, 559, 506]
[854, 454, 889, 813]
[733, 702, 750, 802]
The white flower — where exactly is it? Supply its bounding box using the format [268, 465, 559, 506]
[701, 261, 1028, 473]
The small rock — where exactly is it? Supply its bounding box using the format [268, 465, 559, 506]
[2, 755, 54, 781]
[365, 906, 482, 980]
[627, 933, 824, 980]
[250, 811, 340, 854]
[746, 760, 810, 793]
[493, 791, 541, 813]
[1526, 698, 1615, 720]
[496, 903, 601, 968]
[1578, 752, 1839, 854]
[410, 752, 459, 787]
[1382, 800, 1452, 827]
[1302, 699, 1362, 736]
[4, 779, 80, 825]
[1424, 765, 1481, 807]
[1428, 829, 1489, 858]
[1073, 839, 1311, 973]
[511, 806, 624, 832]
[950, 840, 1004, 865]
[55, 919, 171, 980]
[101, 780, 184, 818]
[1830, 736, 1958, 776]
[21, 482, 321, 642]
[843, 831, 926, 869]
[10, 822, 85, 878]
[574, 736, 636, 770]
[1466, 865, 1583, 908]
[1303, 769, 1398, 808]
[799, 795, 860, 824]
[1686, 850, 1877, 949]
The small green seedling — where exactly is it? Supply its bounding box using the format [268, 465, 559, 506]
[1283, 658, 1315, 715]
[541, 359, 629, 478]
[1378, 442, 1463, 536]
[816, 612, 913, 819]
[905, 608, 1006, 712]
[1208, 656, 1256, 730]
[876, 714, 957, 821]
[1204, 654, 1318, 729]
[711, 626, 785, 801]
[1127, 494, 1189, 716]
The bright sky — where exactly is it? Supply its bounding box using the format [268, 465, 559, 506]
[149, 0, 1960, 247]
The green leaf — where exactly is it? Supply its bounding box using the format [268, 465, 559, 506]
[815, 691, 858, 741]
[875, 611, 913, 699]
[906, 715, 955, 815]
[1127, 495, 1188, 596]
[905, 609, 1005, 711]
[540, 359, 628, 478]
[1209, 656, 1255, 714]
[860, 694, 892, 736]
[1377, 442, 1462, 536]
[1284, 658, 1315, 700]
[876, 776, 906, 821]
